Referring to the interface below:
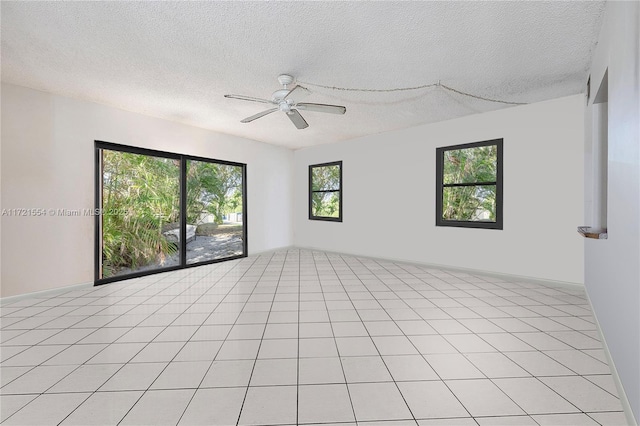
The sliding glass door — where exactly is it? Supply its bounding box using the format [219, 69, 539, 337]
[186, 159, 244, 265]
[95, 141, 246, 284]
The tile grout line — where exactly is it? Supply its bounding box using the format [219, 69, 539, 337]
[135, 256, 263, 426]
[334, 252, 465, 424]
[0, 248, 626, 426]
[310, 250, 359, 425]
[368, 255, 615, 423]
[234, 251, 287, 426]
[55, 260, 245, 426]
[367, 256, 579, 422]
[345, 254, 555, 422]
[0, 269, 203, 424]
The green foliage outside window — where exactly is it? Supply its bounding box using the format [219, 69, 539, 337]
[312, 192, 340, 218]
[102, 151, 179, 276]
[442, 145, 498, 222]
[186, 161, 243, 225]
[310, 163, 341, 220]
[101, 150, 243, 277]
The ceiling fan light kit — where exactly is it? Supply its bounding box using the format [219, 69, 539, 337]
[225, 74, 346, 129]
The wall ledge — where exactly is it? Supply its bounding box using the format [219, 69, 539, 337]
[578, 226, 608, 239]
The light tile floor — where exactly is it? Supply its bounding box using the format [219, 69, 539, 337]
[0, 249, 628, 425]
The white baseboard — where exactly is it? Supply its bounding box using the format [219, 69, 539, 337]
[0, 281, 94, 305]
[250, 245, 295, 256]
[0, 245, 582, 303]
[585, 292, 638, 426]
[0, 244, 582, 304]
[293, 245, 584, 290]
[0, 246, 296, 303]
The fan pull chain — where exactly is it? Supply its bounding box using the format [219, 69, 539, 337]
[297, 80, 526, 106]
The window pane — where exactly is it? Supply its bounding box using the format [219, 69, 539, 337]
[186, 161, 244, 264]
[312, 165, 341, 191]
[312, 191, 340, 218]
[443, 145, 497, 184]
[101, 150, 181, 278]
[442, 185, 496, 222]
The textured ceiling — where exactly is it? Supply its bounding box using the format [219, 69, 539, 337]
[1, 1, 604, 149]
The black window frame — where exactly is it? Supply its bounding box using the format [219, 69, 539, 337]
[94, 140, 248, 285]
[309, 161, 343, 222]
[436, 138, 503, 230]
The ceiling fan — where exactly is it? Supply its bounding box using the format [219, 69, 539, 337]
[224, 74, 346, 129]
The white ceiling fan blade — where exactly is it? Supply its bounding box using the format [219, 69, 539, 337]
[295, 103, 346, 115]
[283, 85, 311, 101]
[225, 94, 273, 104]
[241, 108, 278, 123]
[287, 110, 309, 129]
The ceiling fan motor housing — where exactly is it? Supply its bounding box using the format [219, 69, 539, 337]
[272, 88, 291, 102]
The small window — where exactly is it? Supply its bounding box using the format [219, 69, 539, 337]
[309, 161, 342, 222]
[436, 139, 503, 229]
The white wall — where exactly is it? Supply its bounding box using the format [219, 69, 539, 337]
[0, 84, 3, 300]
[584, 1, 640, 423]
[294, 95, 585, 284]
[1, 83, 294, 298]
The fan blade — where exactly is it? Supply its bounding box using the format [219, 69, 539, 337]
[287, 110, 309, 129]
[283, 85, 311, 101]
[295, 103, 346, 115]
[241, 108, 278, 123]
[225, 94, 273, 104]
